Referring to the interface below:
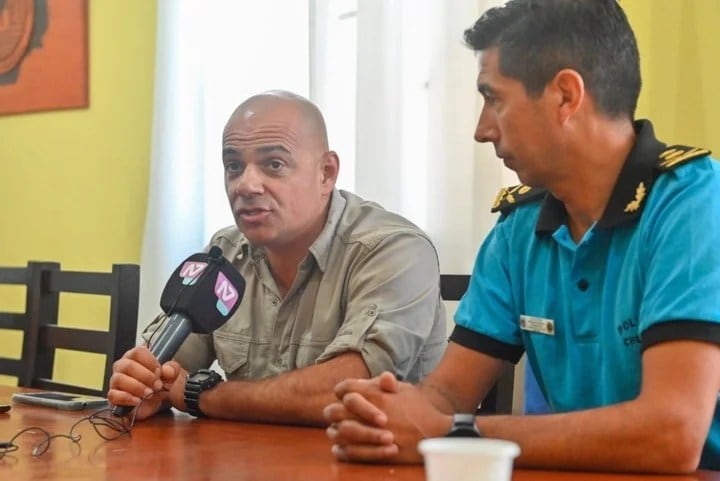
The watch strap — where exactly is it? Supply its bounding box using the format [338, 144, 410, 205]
[184, 369, 222, 418]
[446, 413, 482, 437]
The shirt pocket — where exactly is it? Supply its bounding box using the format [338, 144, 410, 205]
[213, 332, 250, 378]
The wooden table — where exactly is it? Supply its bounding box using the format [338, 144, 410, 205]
[0, 386, 718, 480]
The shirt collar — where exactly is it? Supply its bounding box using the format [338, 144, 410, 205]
[237, 189, 345, 272]
[309, 189, 345, 273]
[535, 119, 666, 235]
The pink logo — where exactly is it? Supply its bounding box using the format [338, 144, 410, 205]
[179, 261, 208, 285]
[214, 272, 239, 316]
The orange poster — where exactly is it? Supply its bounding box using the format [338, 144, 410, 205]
[0, 0, 88, 116]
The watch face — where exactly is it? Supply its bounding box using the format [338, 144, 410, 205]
[193, 373, 211, 382]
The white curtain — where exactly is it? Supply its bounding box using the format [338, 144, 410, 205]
[352, 0, 510, 275]
[138, 1, 206, 332]
[138, 0, 310, 332]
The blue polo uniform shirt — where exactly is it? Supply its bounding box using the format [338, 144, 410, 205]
[451, 120, 720, 469]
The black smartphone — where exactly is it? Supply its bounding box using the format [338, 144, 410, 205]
[11, 392, 108, 411]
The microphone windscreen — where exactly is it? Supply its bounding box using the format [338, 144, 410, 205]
[159, 250, 245, 333]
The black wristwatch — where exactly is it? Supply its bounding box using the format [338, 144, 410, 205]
[184, 369, 222, 417]
[446, 413, 482, 437]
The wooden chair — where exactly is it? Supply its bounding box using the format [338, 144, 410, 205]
[0, 261, 140, 397]
[440, 274, 515, 414]
[0, 262, 56, 383]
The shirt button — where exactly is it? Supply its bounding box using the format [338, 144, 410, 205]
[577, 279, 590, 291]
[274, 358, 283, 366]
[271, 298, 279, 306]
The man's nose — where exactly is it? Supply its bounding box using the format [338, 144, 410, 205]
[474, 107, 499, 143]
[233, 165, 264, 197]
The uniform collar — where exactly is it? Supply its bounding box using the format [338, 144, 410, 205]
[535, 119, 666, 235]
[238, 189, 345, 273]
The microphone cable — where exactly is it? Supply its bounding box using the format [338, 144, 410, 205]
[0, 389, 164, 461]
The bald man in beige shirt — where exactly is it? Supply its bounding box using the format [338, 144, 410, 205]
[108, 90, 447, 426]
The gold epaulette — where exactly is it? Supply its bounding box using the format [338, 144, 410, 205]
[658, 145, 711, 171]
[491, 184, 547, 214]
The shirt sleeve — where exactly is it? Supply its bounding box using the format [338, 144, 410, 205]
[314, 231, 447, 381]
[638, 158, 720, 348]
[452, 217, 525, 362]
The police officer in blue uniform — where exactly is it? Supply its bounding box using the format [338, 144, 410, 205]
[324, 0, 720, 473]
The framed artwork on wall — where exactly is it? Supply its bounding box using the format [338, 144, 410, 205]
[0, 0, 88, 116]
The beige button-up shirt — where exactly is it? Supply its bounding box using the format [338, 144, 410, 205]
[144, 189, 447, 382]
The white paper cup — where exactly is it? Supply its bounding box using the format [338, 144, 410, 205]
[418, 438, 520, 481]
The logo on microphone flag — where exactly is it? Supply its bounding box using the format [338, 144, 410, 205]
[180, 261, 208, 285]
[214, 272, 239, 316]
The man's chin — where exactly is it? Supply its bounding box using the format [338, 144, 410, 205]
[237, 225, 273, 246]
[513, 170, 539, 187]
[501, 159, 525, 183]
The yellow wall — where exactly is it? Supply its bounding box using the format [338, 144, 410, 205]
[624, 0, 720, 153]
[0, 1, 157, 388]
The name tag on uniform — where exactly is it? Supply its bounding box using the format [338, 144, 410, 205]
[519, 315, 555, 336]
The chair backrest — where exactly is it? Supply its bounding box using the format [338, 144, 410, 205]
[0, 261, 140, 397]
[0, 262, 57, 382]
[439, 274, 515, 414]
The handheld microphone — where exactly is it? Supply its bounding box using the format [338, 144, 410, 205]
[113, 246, 245, 417]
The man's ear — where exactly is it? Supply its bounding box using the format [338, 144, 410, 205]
[320, 151, 340, 192]
[550, 69, 585, 124]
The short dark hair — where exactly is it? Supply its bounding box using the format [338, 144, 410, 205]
[464, 0, 641, 119]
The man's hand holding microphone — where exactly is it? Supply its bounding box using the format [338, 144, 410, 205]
[108, 246, 245, 419]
